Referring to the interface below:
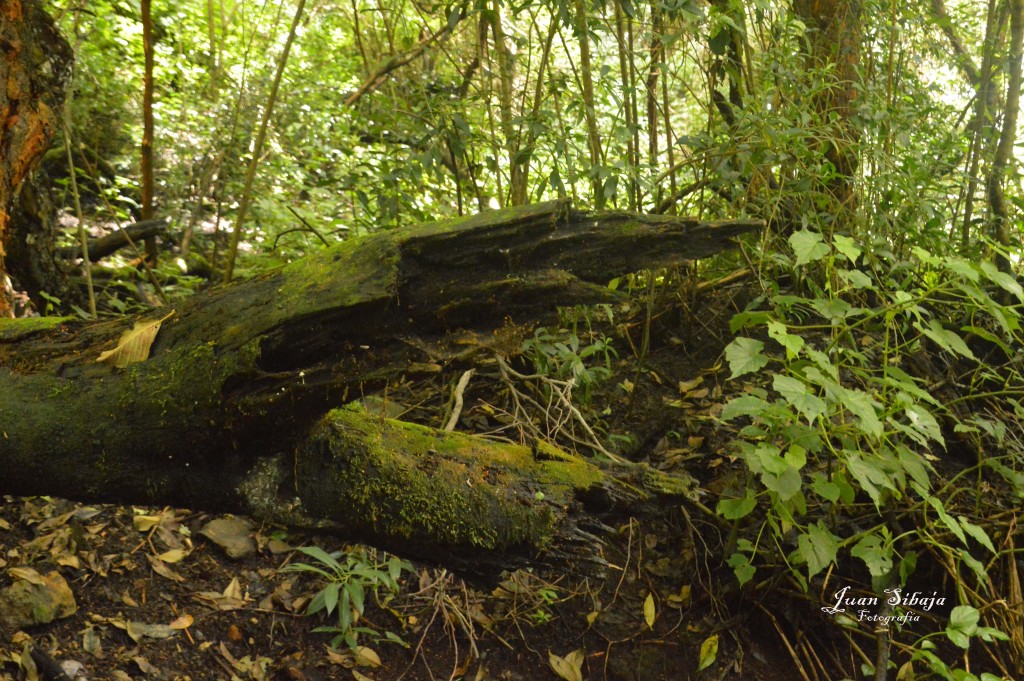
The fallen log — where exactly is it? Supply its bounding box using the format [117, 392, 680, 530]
[0, 200, 758, 573]
[57, 218, 170, 261]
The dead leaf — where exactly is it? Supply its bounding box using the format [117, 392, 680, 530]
[548, 649, 584, 681]
[678, 376, 704, 394]
[82, 626, 103, 657]
[353, 646, 381, 667]
[147, 554, 185, 582]
[643, 593, 656, 628]
[123, 621, 176, 643]
[157, 548, 188, 564]
[698, 633, 719, 671]
[352, 670, 374, 681]
[97, 311, 175, 368]
[169, 614, 193, 630]
[133, 656, 161, 675]
[9, 567, 46, 585]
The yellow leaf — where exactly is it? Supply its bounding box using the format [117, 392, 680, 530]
[133, 514, 162, 532]
[678, 376, 704, 394]
[97, 311, 175, 368]
[9, 567, 45, 585]
[697, 633, 719, 672]
[169, 614, 193, 630]
[548, 649, 583, 681]
[585, 610, 599, 625]
[352, 671, 373, 681]
[353, 646, 381, 668]
[158, 549, 188, 564]
[643, 593, 656, 629]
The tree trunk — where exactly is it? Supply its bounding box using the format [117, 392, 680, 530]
[792, 0, 862, 226]
[0, 0, 73, 316]
[0, 201, 759, 574]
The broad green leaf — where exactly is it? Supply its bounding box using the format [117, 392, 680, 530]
[838, 268, 872, 288]
[914, 319, 976, 360]
[790, 230, 829, 265]
[773, 375, 826, 423]
[784, 444, 807, 470]
[730, 310, 772, 333]
[912, 246, 940, 266]
[943, 257, 980, 282]
[811, 474, 840, 502]
[843, 389, 883, 439]
[727, 552, 755, 585]
[810, 297, 855, 321]
[720, 395, 770, 421]
[762, 466, 802, 500]
[980, 261, 1024, 301]
[697, 634, 719, 672]
[904, 404, 944, 446]
[756, 443, 789, 475]
[717, 490, 756, 520]
[832, 234, 861, 263]
[725, 337, 769, 378]
[851, 531, 893, 578]
[958, 516, 996, 554]
[926, 496, 967, 545]
[896, 447, 933, 491]
[795, 521, 838, 578]
[767, 321, 804, 358]
[945, 605, 979, 649]
[846, 453, 895, 507]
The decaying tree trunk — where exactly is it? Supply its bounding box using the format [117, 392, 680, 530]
[0, 201, 759, 573]
[0, 0, 73, 316]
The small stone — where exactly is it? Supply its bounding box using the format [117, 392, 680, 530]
[199, 516, 256, 559]
[0, 570, 77, 630]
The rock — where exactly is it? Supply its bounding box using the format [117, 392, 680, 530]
[0, 569, 77, 630]
[199, 516, 256, 559]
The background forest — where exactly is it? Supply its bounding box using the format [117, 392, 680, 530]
[4, 0, 1024, 680]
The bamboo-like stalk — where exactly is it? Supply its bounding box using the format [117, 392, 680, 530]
[962, 0, 1002, 250]
[575, 0, 605, 208]
[988, 0, 1024, 277]
[62, 118, 96, 319]
[223, 0, 308, 282]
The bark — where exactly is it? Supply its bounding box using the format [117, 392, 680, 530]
[0, 0, 73, 316]
[6, 173, 79, 312]
[792, 0, 863, 223]
[0, 200, 759, 574]
[140, 0, 158, 265]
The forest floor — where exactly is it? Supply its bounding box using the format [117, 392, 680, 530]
[0, 276, 851, 680]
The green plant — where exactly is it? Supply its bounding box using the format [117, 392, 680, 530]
[716, 228, 1024, 674]
[282, 545, 413, 649]
[521, 326, 617, 405]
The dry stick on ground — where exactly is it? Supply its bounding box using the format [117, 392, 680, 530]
[444, 369, 474, 432]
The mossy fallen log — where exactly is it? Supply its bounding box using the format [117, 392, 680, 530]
[0, 200, 756, 573]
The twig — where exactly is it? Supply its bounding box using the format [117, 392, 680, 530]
[444, 369, 474, 432]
